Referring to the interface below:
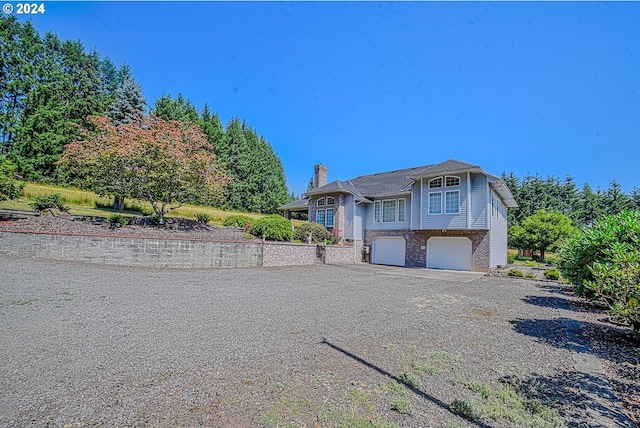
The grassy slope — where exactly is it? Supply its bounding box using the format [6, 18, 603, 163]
[0, 182, 275, 227]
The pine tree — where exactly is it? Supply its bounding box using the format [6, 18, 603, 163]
[605, 179, 632, 215]
[108, 78, 146, 126]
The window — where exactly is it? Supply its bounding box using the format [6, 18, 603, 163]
[317, 197, 325, 207]
[326, 196, 335, 205]
[445, 176, 460, 187]
[374, 200, 381, 222]
[491, 193, 499, 218]
[382, 200, 396, 222]
[429, 177, 442, 189]
[445, 191, 460, 214]
[429, 192, 442, 215]
[374, 198, 407, 223]
[316, 209, 325, 225]
[326, 208, 335, 227]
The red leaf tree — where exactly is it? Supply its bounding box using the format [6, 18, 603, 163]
[58, 115, 229, 218]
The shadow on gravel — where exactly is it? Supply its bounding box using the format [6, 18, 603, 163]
[321, 338, 492, 428]
[510, 318, 568, 349]
[500, 370, 637, 427]
[522, 295, 574, 309]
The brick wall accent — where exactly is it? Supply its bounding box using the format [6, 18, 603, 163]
[262, 242, 316, 267]
[364, 229, 490, 272]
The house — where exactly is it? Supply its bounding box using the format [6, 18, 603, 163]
[279, 159, 517, 272]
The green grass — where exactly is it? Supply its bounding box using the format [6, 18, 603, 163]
[451, 380, 566, 427]
[0, 182, 273, 226]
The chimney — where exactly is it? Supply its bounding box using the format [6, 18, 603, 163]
[313, 163, 328, 189]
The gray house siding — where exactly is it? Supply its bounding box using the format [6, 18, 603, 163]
[471, 174, 488, 229]
[364, 194, 411, 231]
[411, 180, 421, 230]
[490, 190, 508, 267]
[344, 194, 365, 241]
[419, 174, 468, 229]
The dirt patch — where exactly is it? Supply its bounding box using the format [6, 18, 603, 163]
[0, 210, 251, 242]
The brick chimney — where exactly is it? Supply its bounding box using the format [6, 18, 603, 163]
[313, 163, 328, 189]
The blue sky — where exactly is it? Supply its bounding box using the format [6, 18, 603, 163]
[12, 1, 640, 196]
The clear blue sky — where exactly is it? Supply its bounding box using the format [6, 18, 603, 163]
[13, 1, 640, 196]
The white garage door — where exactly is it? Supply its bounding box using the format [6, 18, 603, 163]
[372, 237, 406, 267]
[427, 237, 472, 271]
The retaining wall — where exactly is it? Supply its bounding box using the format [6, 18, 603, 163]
[0, 231, 323, 269]
[324, 245, 358, 265]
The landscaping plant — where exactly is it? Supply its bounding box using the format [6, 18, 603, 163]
[30, 193, 69, 212]
[223, 215, 252, 228]
[559, 210, 640, 331]
[248, 215, 293, 241]
[294, 222, 330, 243]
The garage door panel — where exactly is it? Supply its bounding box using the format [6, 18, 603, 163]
[372, 237, 405, 267]
[427, 237, 471, 271]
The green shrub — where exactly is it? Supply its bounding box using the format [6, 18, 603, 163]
[195, 213, 210, 224]
[508, 269, 524, 277]
[544, 254, 561, 267]
[30, 193, 69, 212]
[0, 158, 25, 201]
[248, 215, 293, 241]
[559, 211, 640, 330]
[523, 260, 538, 267]
[507, 252, 516, 264]
[525, 272, 536, 279]
[223, 215, 252, 228]
[107, 213, 128, 226]
[544, 269, 561, 281]
[294, 222, 330, 243]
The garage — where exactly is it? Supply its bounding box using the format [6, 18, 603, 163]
[372, 237, 406, 267]
[427, 237, 472, 271]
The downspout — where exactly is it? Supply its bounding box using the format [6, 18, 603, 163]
[467, 171, 471, 229]
[420, 178, 424, 229]
[353, 198, 364, 263]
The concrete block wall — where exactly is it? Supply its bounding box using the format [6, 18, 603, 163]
[0, 231, 328, 269]
[0, 231, 263, 268]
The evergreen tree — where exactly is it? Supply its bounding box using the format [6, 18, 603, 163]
[605, 179, 632, 216]
[630, 187, 640, 211]
[154, 93, 198, 123]
[108, 78, 146, 126]
[10, 34, 107, 181]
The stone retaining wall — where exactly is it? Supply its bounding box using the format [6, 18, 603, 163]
[324, 245, 358, 265]
[0, 231, 323, 269]
[262, 242, 317, 267]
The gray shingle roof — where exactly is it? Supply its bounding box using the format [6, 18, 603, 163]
[278, 198, 309, 211]
[295, 159, 517, 208]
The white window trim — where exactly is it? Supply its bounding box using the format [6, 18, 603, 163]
[445, 190, 460, 214]
[374, 200, 381, 223]
[325, 208, 335, 227]
[428, 177, 442, 189]
[317, 197, 325, 207]
[326, 196, 335, 205]
[428, 192, 442, 215]
[445, 176, 460, 187]
[398, 198, 406, 223]
[316, 208, 325, 224]
[381, 199, 397, 223]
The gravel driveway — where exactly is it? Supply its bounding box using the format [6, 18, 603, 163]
[0, 257, 634, 427]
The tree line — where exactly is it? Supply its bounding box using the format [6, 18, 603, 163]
[502, 172, 640, 228]
[0, 16, 289, 213]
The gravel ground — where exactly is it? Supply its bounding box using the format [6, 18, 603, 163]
[1, 255, 637, 427]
